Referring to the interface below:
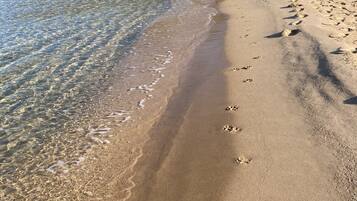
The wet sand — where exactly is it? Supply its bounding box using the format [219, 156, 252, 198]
[120, 0, 357, 200]
[121, 12, 231, 201]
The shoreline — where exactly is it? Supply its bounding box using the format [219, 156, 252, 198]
[34, 1, 221, 200]
[121, 11, 230, 201]
[4, 0, 356, 200]
[1, 1, 220, 200]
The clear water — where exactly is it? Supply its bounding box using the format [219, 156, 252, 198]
[0, 0, 170, 199]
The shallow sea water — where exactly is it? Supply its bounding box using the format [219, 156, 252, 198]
[0, 0, 170, 199]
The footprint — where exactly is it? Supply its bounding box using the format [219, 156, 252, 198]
[225, 105, 239, 111]
[231, 65, 252, 71]
[281, 4, 295, 9]
[331, 47, 357, 54]
[290, 20, 302, 26]
[265, 28, 300, 38]
[339, 27, 356, 33]
[243, 78, 253, 83]
[297, 13, 308, 18]
[282, 28, 294, 37]
[223, 125, 242, 133]
[321, 22, 339, 26]
[234, 156, 252, 165]
[240, 34, 249, 38]
[329, 32, 349, 40]
[241, 65, 252, 70]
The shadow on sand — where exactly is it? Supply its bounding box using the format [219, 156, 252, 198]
[126, 12, 234, 201]
[280, 5, 293, 9]
[343, 96, 357, 105]
[283, 14, 298, 19]
[265, 29, 300, 38]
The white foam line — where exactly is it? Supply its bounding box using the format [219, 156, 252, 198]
[115, 148, 144, 201]
[88, 127, 111, 135]
[163, 50, 173, 64]
[137, 84, 154, 92]
[107, 110, 130, 118]
[128, 85, 154, 93]
[138, 99, 146, 109]
[149, 67, 166, 73]
[121, 116, 131, 123]
[149, 78, 160, 86]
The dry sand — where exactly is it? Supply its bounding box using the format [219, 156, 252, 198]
[114, 0, 357, 200]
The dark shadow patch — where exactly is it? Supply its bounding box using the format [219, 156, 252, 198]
[127, 12, 234, 201]
[265, 32, 283, 38]
[283, 14, 298, 19]
[330, 47, 357, 55]
[280, 4, 293, 9]
[330, 49, 345, 54]
[290, 20, 303, 26]
[265, 29, 300, 38]
[343, 96, 357, 105]
[313, 41, 354, 97]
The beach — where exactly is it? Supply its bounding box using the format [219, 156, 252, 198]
[115, 0, 357, 200]
[1, 0, 356, 200]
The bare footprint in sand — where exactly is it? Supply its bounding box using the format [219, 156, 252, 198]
[223, 125, 242, 133]
[234, 156, 252, 165]
[243, 78, 253, 83]
[225, 105, 239, 111]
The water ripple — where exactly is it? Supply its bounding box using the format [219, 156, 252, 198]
[0, 0, 170, 199]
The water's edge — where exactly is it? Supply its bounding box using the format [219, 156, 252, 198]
[0, 0, 220, 199]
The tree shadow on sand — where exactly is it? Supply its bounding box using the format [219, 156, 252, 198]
[343, 96, 357, 105]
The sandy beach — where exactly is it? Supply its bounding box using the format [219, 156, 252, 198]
[114, 0, 357, 200]
[2, 0, 356, 200]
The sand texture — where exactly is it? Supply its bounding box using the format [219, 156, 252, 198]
[112, 0, 357, 200]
